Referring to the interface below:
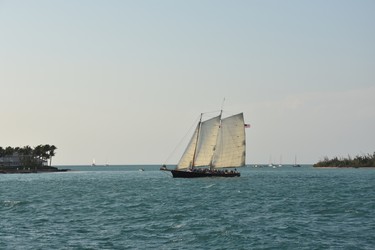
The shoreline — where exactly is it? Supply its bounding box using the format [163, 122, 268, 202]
[0, 167, 70, 174]
[314, 166, 375, 169]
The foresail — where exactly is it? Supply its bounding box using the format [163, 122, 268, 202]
[177, 124, 199, 170]
[194, 115, 221, 166]
[212, 113, 246, 168]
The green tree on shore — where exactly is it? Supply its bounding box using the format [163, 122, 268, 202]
[314, 152, 375, 168]
[0, 145, 57, 168]
[48, 145, 57, 166]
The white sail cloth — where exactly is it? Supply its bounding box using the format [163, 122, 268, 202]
[177, 123, 199, 170]
[194, 115, 221, 167]
[177, 113, 246, 170]
[211, 113, 246, 168]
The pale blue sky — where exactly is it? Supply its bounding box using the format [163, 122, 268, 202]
[1, 0, 374, 165]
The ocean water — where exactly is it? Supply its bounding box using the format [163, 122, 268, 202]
[1, 165, 374, 250]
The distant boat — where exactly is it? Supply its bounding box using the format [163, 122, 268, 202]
[268, 155, 274, 167]
[92, 159, 96, 166]
[161, 111, 247, 178]
[139, 168, 144, 171]
[293, 155, 301, 167]
[278, 155, 283, 167]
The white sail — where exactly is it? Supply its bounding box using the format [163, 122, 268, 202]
[177, 123, 199, 170]
[212, 113, 246, 168]
[194, 115, 221, 167]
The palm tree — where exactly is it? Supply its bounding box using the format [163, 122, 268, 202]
[42, 144, 51, 164]
[33, 145, 44, 168]
[23, 146, 33, 156]
[19, 146, 33, 167]
[48, 145, 57, 166]
[5, 146, 14, 156]
[0, 147, 4, 157]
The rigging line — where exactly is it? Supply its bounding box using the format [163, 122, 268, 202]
[199, 99, 225, 119]
[221, 97, 226, 111]
[163, 115, 201, 165]
[191, 113, 203, 168]
[201, 109, 222, 116]
[210, 111, 222, 170]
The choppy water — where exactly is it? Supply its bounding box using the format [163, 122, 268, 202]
[1, 165, 375, 249]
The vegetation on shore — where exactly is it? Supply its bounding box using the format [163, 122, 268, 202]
[314, 152, 375, 168]
[0, 145, 57, 169]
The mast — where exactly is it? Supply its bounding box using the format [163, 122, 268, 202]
[209, 110, 223, 170]
[191, 113, 203, 169]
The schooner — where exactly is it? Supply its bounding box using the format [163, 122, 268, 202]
[161, 111, 248, 178]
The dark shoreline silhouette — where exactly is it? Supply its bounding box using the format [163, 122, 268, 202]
[0, 166, 70, 174]
[314, 152, 375, 168]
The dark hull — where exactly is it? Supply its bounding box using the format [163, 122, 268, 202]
[170, 169, 240, 178]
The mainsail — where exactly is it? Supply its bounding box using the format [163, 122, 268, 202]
[177, 112, 246, 170]
[194, 115, 221, 167]
[212, 113, 246, 168]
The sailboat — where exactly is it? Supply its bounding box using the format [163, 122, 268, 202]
[293, 155, 301, 167]
[278, 155, 283, 167]
[92, 159, 96, 166]
[161, 111, 247, 178]
[268, 155, 274, 168]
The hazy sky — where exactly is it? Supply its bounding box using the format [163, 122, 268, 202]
[1, 0, 374, 165]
